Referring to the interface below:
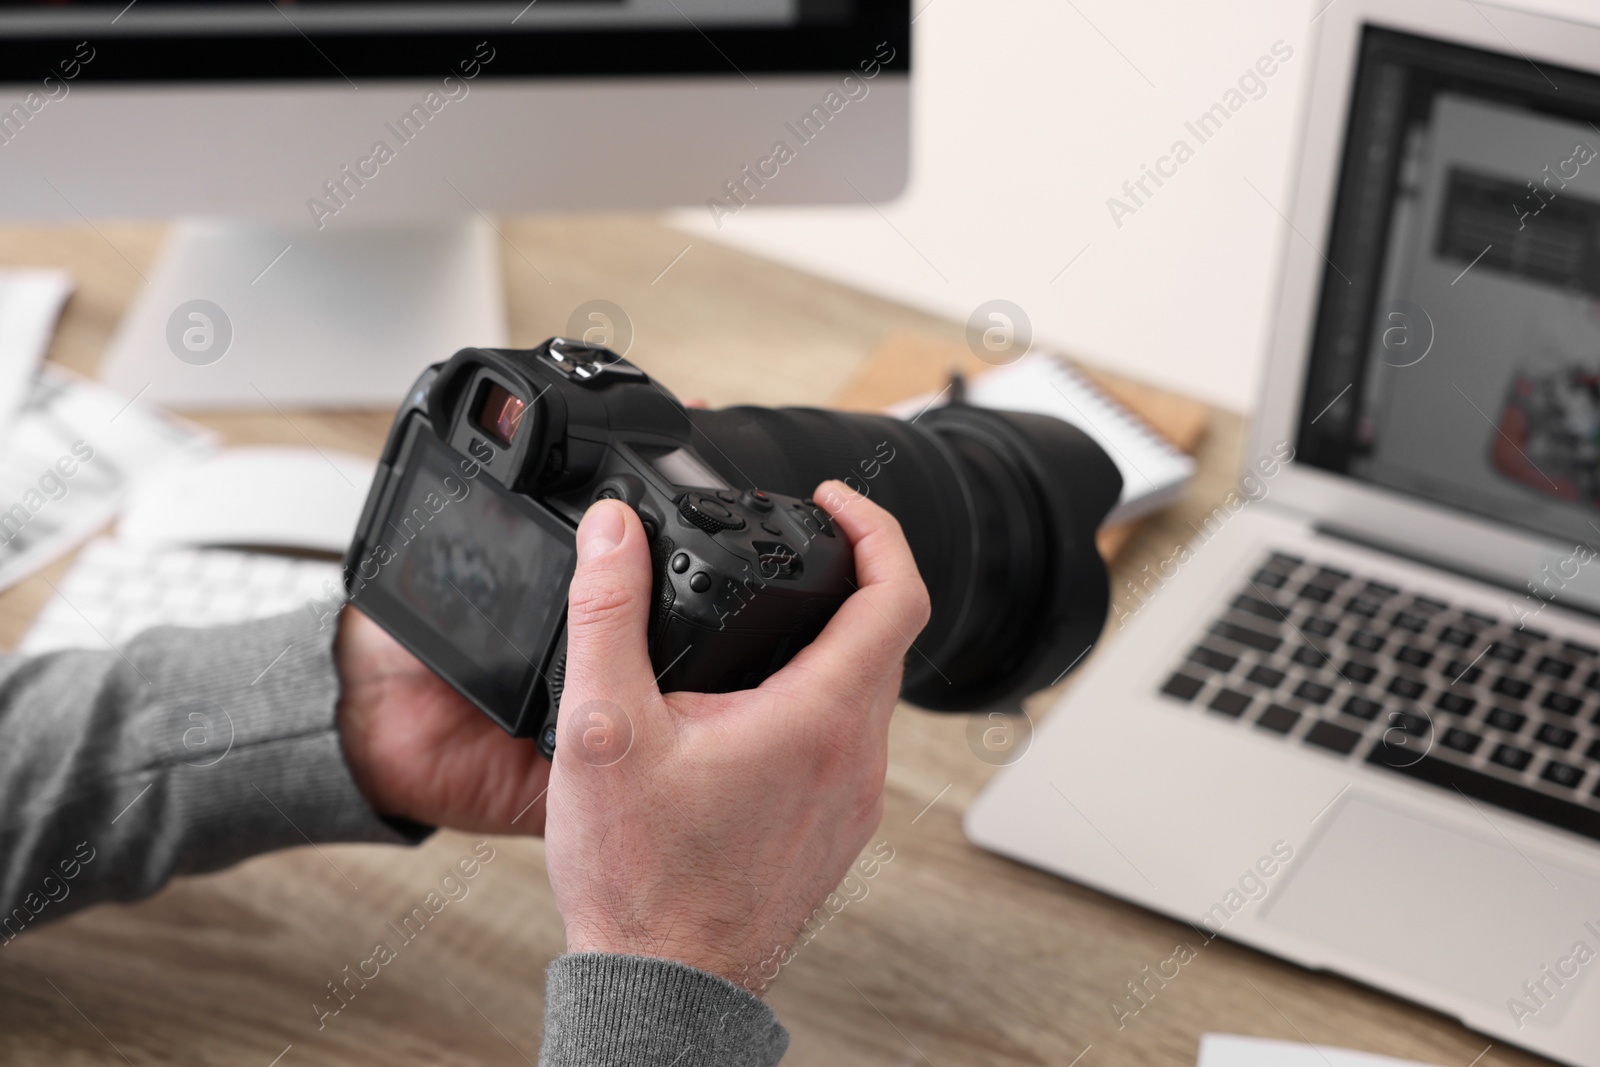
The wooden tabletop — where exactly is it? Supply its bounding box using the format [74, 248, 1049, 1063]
[0, 218, 1545, 1067]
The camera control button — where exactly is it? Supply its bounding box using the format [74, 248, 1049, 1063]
[741, 489, 775, 513]
[671, 552, 691, 574]
[761, 522, 783, 536]
[696, 495, 734, 520]
[689, 572, 712, 593]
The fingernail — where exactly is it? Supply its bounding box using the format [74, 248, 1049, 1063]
[577, 502, 626, 562]
[817, 480, 853, 508]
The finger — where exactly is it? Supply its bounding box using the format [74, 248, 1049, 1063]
[561, 499, 658, 710]
[768, 480, 931, 702]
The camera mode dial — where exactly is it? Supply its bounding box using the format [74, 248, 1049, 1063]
[677, 492, 747, 534]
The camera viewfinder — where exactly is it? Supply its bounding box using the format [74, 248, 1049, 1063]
[476, 381, 527, 446]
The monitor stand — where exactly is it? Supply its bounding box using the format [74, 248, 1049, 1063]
[98, 218, 507, 410]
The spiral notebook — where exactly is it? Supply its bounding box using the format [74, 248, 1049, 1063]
[887, 351, 1195, 526]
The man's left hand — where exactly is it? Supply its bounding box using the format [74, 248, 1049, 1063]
[335, 606, 551, 835]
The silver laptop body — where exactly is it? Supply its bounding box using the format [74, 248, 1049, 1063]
[967, 3, 1600, 1063]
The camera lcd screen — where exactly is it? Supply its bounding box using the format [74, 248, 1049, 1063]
[647, 446, 731, 490]
[356, 427, 574, 712]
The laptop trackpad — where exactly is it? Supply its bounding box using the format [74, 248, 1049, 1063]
[1261, 793, 1600, 1023]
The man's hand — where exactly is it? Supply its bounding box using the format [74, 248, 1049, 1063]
[543, 480, 930, 993]
[335, 607, 551, 835]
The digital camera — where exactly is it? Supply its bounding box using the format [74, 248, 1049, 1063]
[346, 338, 1123, 758]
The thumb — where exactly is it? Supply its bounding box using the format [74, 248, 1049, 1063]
[562, 499, 658, 708]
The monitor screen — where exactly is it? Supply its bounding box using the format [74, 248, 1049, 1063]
[1297, 26, 1600, 548]
[0, 0, 898, 81]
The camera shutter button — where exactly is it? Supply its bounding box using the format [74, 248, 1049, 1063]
[671, 552, 690, 574]
[689, 572, 712, 593]
[741, 489, 775, 513]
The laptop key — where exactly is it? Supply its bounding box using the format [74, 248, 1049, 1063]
[1541, 691, 1581, 717]
[1387, 676, 1425, 700]
[1210, 621, 1281, 653]
[1395, 645, 1433, 669]
[1438, 626, 1475, 648]
[1536, 656, 1575, 681]
[1489, 642, 1525, 665]
[1393, 612, 1428, 632]
[1491, 676, 1531, 700]
[1348, 630, 1385, 653]
[1541, 760, 1585, 789]
[1304, 720, 1362, 754]
[1562, 640, 1598, 657]
[1434, 692, 1476, 716]
[1246, 665, 1286, 689]
[1255, 704, 1300, 734]
[1161, 673, 1205, 702]
[1343, 660, 1378, 684]
[1302, 616, 1338, 637]
[1490, 744, 1533, 771]
[1298, 584, 1334, 604]
[1294, 680, 1333, 705]
[1267, 552, 1303, 570]
[1232, 594, 1289, 622]
[1251, 568, 1288, 589]
[1292, 645, 1330, 668]
[1587, 738, 1600, 763]
[1463, 611, 1499, 628]
[1345, 596, 1381, 618]
[1441, 727, 1482, 754]
[1209, 688, 1252, 717]
[1342, 695, 1382, 721]
[1385, 711, 1430, 736]
[1535, 722, 1577, 750]
[1441, 659, 1483, 685]
[1187, 645, 1239, 672]
[1412, 595, 1449, 613]
[1486, 707, 1527, 734]
[1364, 581, 1399, 598]
[1586, 669, 1600, 693]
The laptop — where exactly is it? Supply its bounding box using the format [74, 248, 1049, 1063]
[965, 2, 1600, 1064]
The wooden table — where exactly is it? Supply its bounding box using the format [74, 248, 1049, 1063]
[0, 219, 1547, 1067]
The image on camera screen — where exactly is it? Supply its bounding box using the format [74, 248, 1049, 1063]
[369, 432, 571, 704]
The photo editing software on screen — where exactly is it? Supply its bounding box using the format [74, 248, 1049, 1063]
[1299, 27, 1600, 547]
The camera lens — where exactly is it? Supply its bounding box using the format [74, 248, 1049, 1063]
[688, 404, 1122, 710]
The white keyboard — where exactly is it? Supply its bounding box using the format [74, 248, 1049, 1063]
[19, 539, 341, 655]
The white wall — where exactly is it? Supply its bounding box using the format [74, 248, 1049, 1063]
[671, 0, 1597, 413]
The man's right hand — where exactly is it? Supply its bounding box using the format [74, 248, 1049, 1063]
[543, 480, 930, 993]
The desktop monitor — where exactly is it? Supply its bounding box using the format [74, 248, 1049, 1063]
[0, 1, 910, 407]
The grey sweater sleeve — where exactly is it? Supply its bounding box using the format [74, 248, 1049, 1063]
[0, 610, 419, 937]
[541, 954, 789, 1067]
[0, 610, 789, 1066]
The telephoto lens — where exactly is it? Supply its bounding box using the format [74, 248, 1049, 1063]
[687, 402, 1122, 711]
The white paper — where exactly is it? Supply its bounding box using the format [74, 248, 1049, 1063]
[1198, 1035, 1447, 1067]
[0, 366, 216, 592]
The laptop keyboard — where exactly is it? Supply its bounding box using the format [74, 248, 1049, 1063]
[1158, 551, 1600, 843]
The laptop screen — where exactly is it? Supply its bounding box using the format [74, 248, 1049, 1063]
[1297, 26, 1600, 548]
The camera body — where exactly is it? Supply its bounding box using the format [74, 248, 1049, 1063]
[343, 339, 855, 757]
